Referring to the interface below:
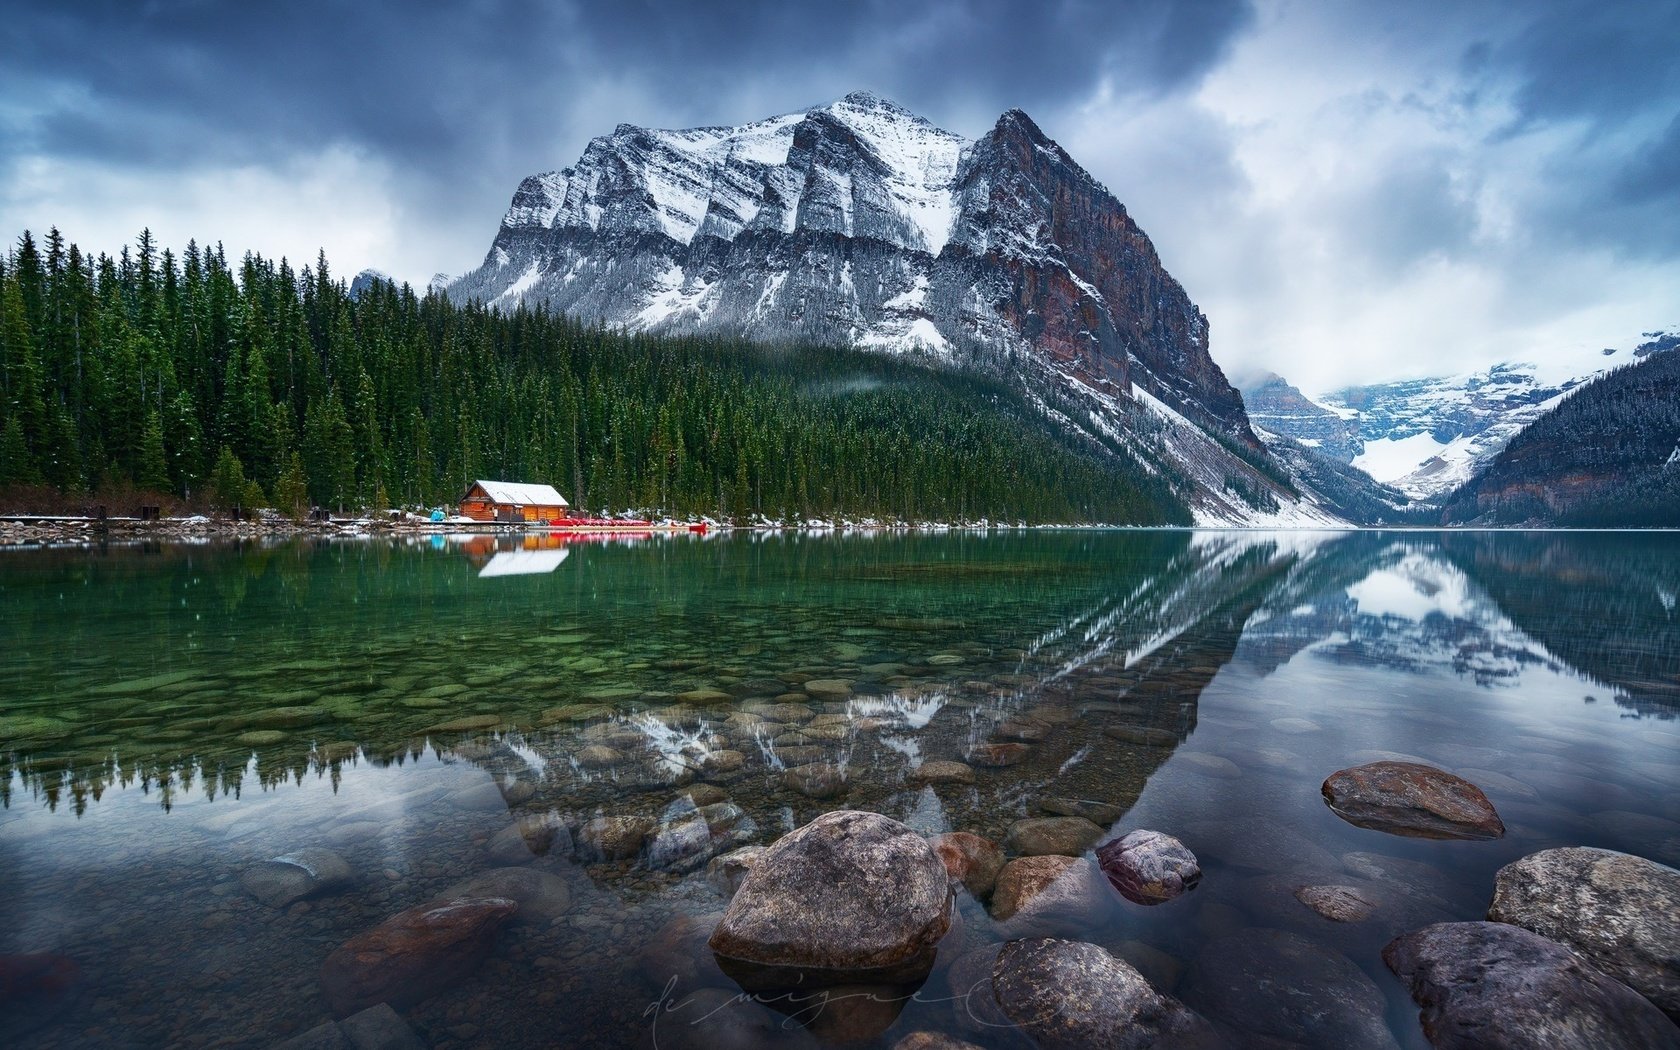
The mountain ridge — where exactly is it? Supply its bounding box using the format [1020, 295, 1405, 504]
[444, 93, 1343, 524]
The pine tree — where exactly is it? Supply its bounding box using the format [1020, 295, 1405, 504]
[208, 446, 248, 515]
[136, 412, 171, 493]
[274, 452, 310, 521]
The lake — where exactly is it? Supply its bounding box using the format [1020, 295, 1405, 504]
[1, 529, 1676, 1049]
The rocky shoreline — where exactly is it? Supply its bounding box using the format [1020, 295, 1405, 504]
[250, 760, 1679, 1049]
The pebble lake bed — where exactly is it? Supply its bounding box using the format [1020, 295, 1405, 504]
[0, 528, 1676, 1049]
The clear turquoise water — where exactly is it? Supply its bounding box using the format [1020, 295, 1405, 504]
[0, 529, 1676, 1048]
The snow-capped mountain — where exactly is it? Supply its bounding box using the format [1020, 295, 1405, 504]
[347, 268, 393, 300]
[1240, 372, 1363, 461]
[1254, 330, 1677, 502]
[447, 92, 1342, 525]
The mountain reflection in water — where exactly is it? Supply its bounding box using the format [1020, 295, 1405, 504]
[0, 530, 1674, 1049]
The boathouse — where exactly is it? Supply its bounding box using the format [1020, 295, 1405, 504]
[457, 480, 569, 523]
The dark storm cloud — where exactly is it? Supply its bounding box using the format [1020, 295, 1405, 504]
[1495, 0, 1680, 129]
[2, 0, 1254, 177]
[4, 0, 1678, 389]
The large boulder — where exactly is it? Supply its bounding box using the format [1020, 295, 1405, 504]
[1385, 921, 1680, 1049]
[1097, 830, 1200, 905]
[707, 810, 952, 990]
[1487, 847, 1680, 1020]
[319, 896, 516, 1016]
[1183, 928, 1400, 1049]
[990, 938, 1223, 1049]
[1321, 762, 1504, 840]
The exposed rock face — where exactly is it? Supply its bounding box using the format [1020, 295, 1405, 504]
[1321, 761, 1505, 840]
[989, 938, 1221, 1049]
[449, 93, 1250, 444]
[1097, 830, 1201, 905]
[1183, 928, 1400, 1050]
[1240, 372, 1364, 462]
[1487, 847, 1680, 1019]
[707, 810, 952, 989]
[1384, 921, 1680, 1049]
[319, 896, 517, 1017]
[445, 92, 1334, 524]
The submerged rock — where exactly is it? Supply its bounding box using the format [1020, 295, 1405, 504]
[707, 810, 951, 990]
[1487, 847, 1680, 1019]
[577, 814, 655, 863]
[1039, 797, 1124, 825]
[1097, 830, 1200, 906]
[782, 762, 850, 799]
[338, 1002, 426, 1050]
[1103, 724, 1177, 748]
[909, 760, 975, 785]
[1295, 883, 1379, 923]
[647, 802, 753, 873]
[893, 1033, 987, 1050]
[485, 811, 573, 865]
[1384, 921, 1680, 1049]
[990, 855, 1101, 925]
[706, 845, 766, 897]
[319, 896, 516, 1016]
[242, 848, 354, 908]
[1183, 928, 1399, 1049]
[1321, 761, 1505, 840]
[990, 938, 1221, 1049]
[966, 742, 1029, 767]
[439, 867, 571, 924]
[929, 832, 1005, 900]
[1005, 816, 1104, 857]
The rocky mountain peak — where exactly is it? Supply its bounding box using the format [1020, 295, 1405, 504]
[446, 93, 1307, 520]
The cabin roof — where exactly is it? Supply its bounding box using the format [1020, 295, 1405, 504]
[463, 480, 569, 507]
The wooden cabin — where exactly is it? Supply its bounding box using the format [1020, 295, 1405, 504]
[457, 480, 569, 523]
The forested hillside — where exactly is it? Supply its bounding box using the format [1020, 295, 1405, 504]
[1440, 348, 1680, 526]
[0, 228, 1188, 525]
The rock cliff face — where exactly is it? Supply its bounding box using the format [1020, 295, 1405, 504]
[439, 93, 1386, 522]
[1240, 373, 1364, 462]
[448, 92, 1261, 457]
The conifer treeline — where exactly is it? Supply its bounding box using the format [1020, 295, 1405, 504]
[0, 228, 1188, 524]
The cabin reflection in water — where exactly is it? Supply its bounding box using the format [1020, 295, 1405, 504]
[453, 534, 573, 577]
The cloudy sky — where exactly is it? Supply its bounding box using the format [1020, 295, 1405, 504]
[3, 0, 1677, 391]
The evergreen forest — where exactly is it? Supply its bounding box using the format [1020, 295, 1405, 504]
[0, 228, 1189, 525]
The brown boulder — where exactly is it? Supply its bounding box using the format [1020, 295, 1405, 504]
[1321, 761, 1504, 840]
[991, 855, 1100, 924]
[319, 896, 516, 1016]
[708, 810, 952, 990]
[929, 832, 1005, 899]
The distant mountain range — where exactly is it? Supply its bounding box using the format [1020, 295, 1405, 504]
[1440, 346, 1680, 526]
[1243, 330, 1678, 505]
[440, 92, 1367, 525]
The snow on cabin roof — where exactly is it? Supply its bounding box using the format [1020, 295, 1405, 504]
[466, 480, 569, 507]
